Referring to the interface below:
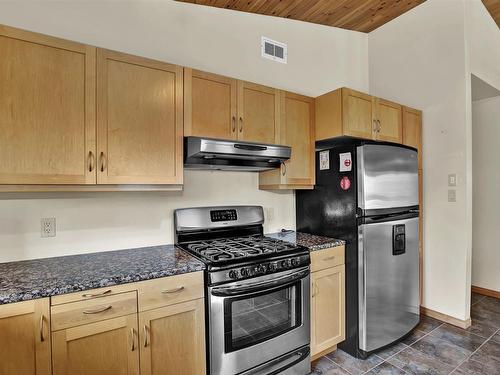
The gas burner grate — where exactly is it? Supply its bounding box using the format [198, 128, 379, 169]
[183, 235, 299, 263]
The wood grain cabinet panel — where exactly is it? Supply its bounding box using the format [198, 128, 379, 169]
[375, 98, 402, 143]
[259, 92, 315, 190]
[311, 264, 345, 358]
[237, 81, 280, 144]
[0, 25, 96, 185]
[97, 49, 183, 185]
[0, 298, 51, 375]
[342, 88, 375, 139]
[139, 299, 206, 375]
[402, 106, 423, 168]
[52, 314, 139, 375]
[184, 69, 237, 140]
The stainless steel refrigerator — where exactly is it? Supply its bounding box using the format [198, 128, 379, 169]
[296, 141, 420, 358]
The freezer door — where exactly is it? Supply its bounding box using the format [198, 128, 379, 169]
[357, 144, 418, 211]
[358, 216, 419, 353]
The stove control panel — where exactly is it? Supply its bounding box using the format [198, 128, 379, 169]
[210, 209, 237, 222]
[209, 253, 310, 284]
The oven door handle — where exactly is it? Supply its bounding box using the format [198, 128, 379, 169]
[211, 268, 309, 297]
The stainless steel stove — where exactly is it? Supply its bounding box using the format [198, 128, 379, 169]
[175, 206, 311, 375]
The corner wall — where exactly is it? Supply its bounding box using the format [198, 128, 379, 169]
[369, 0, 471, 320]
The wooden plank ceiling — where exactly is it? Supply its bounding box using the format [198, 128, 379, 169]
[177, 0, 426, 33]
[483, 0, 500, 28]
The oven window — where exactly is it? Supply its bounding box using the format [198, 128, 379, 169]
[224, 282, 302, 353]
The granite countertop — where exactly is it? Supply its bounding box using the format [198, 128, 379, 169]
[267, 230, 345, 251]
[0, 245, 205, 305]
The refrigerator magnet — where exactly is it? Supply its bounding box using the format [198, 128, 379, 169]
[319, 150, 330, 170]
[339, 152, 352, 172]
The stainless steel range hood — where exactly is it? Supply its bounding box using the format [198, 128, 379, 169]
[184, 137, 291, 171]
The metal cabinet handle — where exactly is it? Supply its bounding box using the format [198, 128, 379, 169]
[232, 116, 236, 132]
[239, 117, 243, 132]
[82, 305, 112, 314]
[88, 151, 95, 172]
[373, 119, 378, 133]
[281, 162, 287, 176]
[323, 256, 336, 261]
[82, 289, 112, 298]
[312, 284, 319, 297]
[130, 328, 136, 351]
[99, 152, 106, 172]
[377, 119, 381, 133]
[143, 325, 150, 347]
[161, 286, 185, 294]
[39, 314, 45, 342]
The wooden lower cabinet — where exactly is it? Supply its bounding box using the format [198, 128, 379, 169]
[310, 251, 345, 359]
[52, 314, 139, 375]
[0, 298, 51, 375]
[139, 299, 206, 375]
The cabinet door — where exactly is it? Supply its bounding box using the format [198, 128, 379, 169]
[281, 92, 315, 186]
[0, 299, 51, 375]
[0, 25, 96, 185]
[311, 265, 345, 357]
[139, 299, 205, 375]
[375, 98, 403, 143]
[341, 88, 375, 139]
[52, 314, 139, 375]
[237, 81, 280, 144]
[403, 106, 422, 168]
[184, 69, 237, 140]
[97, 49, 183, 185]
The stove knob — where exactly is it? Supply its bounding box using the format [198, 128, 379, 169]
[281, 259, 292, 268]
[240, 268, 249, 277]
[257, 265, 266, 274]
[291, 258, 300, 267]
[268, 262, 277, 272]
[228, 270, 238, 279]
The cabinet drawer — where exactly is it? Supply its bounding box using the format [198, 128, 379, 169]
[137, 271, 204, 312]
[310, 245, 345, 273]
[51, 291, 137, 331]
[51, 284, 136, 306]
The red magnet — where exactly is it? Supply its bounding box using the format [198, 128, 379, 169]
[344, 159, 351, 168]
[340, 176, 351, 191]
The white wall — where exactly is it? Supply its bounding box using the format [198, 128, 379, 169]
[0, 0, 368, 262]
[472, 96, 500, 292]
[369, 0, 472, 321]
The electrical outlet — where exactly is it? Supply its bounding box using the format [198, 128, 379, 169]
[448, 189, 456, 203]
[448, 174, 457, 186]
[41, 218, 56, 238]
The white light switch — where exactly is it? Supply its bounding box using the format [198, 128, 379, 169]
[448, 174, 457, 186]
[448, 189, 456, 202]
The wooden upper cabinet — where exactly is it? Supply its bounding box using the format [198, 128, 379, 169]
[237, 81, 280, 144]
[184, 69, 237, 140]
[0, 25, 96, 185]
[0, 298, 51, 375]
[52, 314, 139, 375]
[97, 49, 183, 185]
[402, 106, 422, 168]
[311, 264, 345, 357]
[374, 98, 402, 143]
[139, 299, 206, 375]
[259, 92, 315, 190]
[342, 88, 375, 139]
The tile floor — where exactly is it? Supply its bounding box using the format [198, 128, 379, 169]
[310, 293, 500, 374]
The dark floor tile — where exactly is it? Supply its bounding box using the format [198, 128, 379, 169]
[429, 324, 486, 352]
[471, 293, 486, 306]
[453, 358, 500, 375]
[367, 362, 408, 375]
[491, 330, 500, 344]
[388, 347, 455, 375]
[402, 329, 427, 345]
[411, 334, 470, 367]
[416, 316, 443, 333]
[469, 339, 500, 368]
[326, 349, 383, 375]
[467, 315, 499, 338]
[375, 342, 409, 360]
[471, 300, 500, 327]
[479, 296, 500, 315]
[310, 357, 350, 375]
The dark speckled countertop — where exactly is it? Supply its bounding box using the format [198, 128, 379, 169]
[0, 245, 204, 305]
[267, 230, 345, 251]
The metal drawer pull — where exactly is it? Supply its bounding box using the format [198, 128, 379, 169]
[323, 256, 336, 261]
[161, 286, 185, 294]
[239, 116, 243, 132]
[143, 325, 150, 347]
[82, 305, 112, 314]
[88, 151, 95, 172]
[131, 328, 136, 351]
[82, 289, 112, 298]
[232, 116, 236, 132]
[39, 314, 45, 342]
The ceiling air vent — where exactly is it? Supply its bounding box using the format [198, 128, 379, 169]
[261, 37, 287, 64]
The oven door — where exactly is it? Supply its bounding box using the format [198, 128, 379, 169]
[208, 267, 310, 375]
